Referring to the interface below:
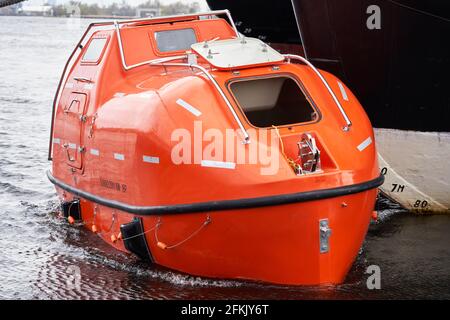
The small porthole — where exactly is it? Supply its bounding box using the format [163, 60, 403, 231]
[82, 38, 108, 63]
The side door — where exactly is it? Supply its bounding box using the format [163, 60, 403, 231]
[62, 92, 88, 169]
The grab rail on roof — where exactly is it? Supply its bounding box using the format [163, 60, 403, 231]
[48, 10, 241, 160]
[113, 10, 239, 71]
[284, 54, 352, 132]
[113, 10, 249, 144]
[117, 9, 239, 33]
[149, 60, 251, 144]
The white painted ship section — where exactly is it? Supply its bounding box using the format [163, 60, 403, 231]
[375, 128, 450, 213]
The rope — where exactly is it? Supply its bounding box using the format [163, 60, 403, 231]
[272, 125, 302, 173]
[67, 201, 75, 216]
[120, 222, 159, 242]
[60, 200, 210, 247]
[94, 211, 116, 236]
[64, 203, 114, 235]
[155, 215, 211, 249]
[60, 200, 84, 226]
[272, 125, 286, 157]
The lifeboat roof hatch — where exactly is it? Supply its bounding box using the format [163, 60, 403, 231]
[191, 37, 284, 70]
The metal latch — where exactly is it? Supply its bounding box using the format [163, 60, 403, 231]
[63, 143, 75, 162]
[297, 133, 321, 174]
[319, 219, 332, 253]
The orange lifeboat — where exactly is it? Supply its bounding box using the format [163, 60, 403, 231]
[47, 10, 383, 286]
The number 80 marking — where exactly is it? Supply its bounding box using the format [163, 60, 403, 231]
[413, 200, 428, 208]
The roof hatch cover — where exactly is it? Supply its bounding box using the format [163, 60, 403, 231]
[191, 37, 284, 70]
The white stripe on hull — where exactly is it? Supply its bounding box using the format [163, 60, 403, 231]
[337, 81, 349, 101]
[357, 136, 372, 151]
[176, 98, 202, 117]
[375, 128, 450, 213]
[201, 160, 236, 170]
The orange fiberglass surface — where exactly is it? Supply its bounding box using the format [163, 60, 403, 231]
[47, 10, 384, 286]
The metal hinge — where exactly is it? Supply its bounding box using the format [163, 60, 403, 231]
[319, 219, 332, 253]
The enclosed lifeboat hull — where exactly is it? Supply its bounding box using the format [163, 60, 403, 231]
[49, 177, 378, 285]
[48, 11, 383, 285]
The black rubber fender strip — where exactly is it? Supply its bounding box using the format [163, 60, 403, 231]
[47, 170, 384, 215]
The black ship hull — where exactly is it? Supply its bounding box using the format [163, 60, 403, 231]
[207, 0, 450, 213]
[207, 0, 450, 132]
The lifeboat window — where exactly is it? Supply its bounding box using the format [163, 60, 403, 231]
[155, 28, 197, 52]
[82, 38, 108, 63]
[230, 77, 317, 127]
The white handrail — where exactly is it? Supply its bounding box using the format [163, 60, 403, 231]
[151, 62, 250, 144]
[116, 10, 240, 35]
[114, 10, 240, 71]
[50, 10, 242, 160]
[113, 11, 250, 144]
[284, 54, 352, 131]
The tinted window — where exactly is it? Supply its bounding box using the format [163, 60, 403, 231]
[82, 38, 108, 62]
[230, 77, 317, 127]
[155, 29, 197, 52]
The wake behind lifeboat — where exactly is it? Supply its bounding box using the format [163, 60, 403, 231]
[47, 10, 383, 285]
